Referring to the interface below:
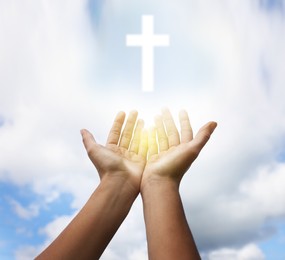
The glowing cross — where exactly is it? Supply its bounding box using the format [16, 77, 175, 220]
[126, 15, 170, 92]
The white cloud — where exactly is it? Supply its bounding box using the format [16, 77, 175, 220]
[127, 245, 148, 260]
[39, 214, 75, 243]
[204, 243, 265, 260]
[181, 163, 285, 250]
[15, 246, 40, 260]
[241, 163, 285, 218]
[101, 199, 147, 259]
[14, 213, 75, 259]
[8, 198, 39, 220]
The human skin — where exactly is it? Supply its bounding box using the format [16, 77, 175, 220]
[141, 108, 217, 260]
[35, 109, 216, 260]
[36, 110, 148, 260]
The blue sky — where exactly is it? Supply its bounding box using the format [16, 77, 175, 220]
[1, 0, 285, 259]
[260, 0, 284, 12]
[260, 221, 285, 259]
[0, 181, 74, 260]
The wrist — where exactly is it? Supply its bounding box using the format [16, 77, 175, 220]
[140, 172, 180, 196]
[99, 172, 140, 198]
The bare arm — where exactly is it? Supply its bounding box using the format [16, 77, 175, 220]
[141, 109, 217, 260]
[36, 111, 148, 260]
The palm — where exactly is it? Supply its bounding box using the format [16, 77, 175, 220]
[146, 145, 191, 178]
[96, 144, 146, 176]
[142, 109, 217, 186]
[82, 111, 148, 192]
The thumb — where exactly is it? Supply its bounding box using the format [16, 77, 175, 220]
[80, 129, 97, 154]
[191, 121, 217, 153]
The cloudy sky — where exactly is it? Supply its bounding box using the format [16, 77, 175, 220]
[1, 0, 285, 259]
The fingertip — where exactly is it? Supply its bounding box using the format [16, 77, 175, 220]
[161, 107, 169, 114]
[210, 121, 218, 133]
[161, 108, 174, 121]
[179, 109, 188, 119]
[137, 118, 144, 126]
[129, 110, 138, 116]
[117, 111, 126, 118]
[80, 128, 89, 137]
[179, 109, 187, 114]
[127, 110, 138, 123]
[81, 128, 96, 141]
[114, 111, 126, 126]
[154, 115, 162, 123]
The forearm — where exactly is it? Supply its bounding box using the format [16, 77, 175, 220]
[36, 175, 138, 260]
[141, 178, 200, 260]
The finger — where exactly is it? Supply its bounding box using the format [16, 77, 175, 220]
[138, 128, 148, 158]
[179, 110, 193, 143]
[155, 115, 169, 152]
[129, 119, 144, 154]
[81, 129, 97, 154]
[148, 127, 158, 157]
[119, 110, 138, 149]
[162, 108, 180, 147]
[106, 111, 126, 145]
[191, 121, 217, 154]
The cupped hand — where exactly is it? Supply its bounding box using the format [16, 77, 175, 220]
[81, 111, 148, 193]
[142, 108, 217, 188]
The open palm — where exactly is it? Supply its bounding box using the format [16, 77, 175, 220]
[81, 111, 148, 192]
[142, 109, 217, 187]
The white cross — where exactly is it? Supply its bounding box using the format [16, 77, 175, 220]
[126, 15, 170, 92]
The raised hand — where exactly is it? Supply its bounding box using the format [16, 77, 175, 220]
[81, 110, 148, 193]
[36, 109, 216, 260]
[142, 108, 217, 188]
[141, 108, 217, 260]
[36, 111, 148, 260]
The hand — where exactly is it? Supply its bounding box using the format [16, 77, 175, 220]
[81, 111, 148, 193]
[142, 108, 217, 188]
[36, 111, 148, 260]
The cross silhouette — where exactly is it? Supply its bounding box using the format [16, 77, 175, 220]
[126, 15, 170, 92]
